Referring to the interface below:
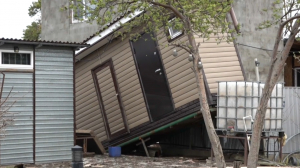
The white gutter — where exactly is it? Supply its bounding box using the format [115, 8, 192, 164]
[75, 10, 143, 56]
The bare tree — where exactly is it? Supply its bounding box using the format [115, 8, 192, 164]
[0, 73, 16, 139]
[248, 1, 300, 167]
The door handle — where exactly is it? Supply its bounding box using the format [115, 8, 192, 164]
[155, 68, 161, 73]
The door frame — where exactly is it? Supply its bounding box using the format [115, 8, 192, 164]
[91, 59, 129, 140]
[129, 32, 175, 122]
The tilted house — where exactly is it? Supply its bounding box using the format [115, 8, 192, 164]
[73, 12, 245, 148]
[0, 38, 87, 165]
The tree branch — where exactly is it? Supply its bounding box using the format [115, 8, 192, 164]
[147, 1, 185, 20]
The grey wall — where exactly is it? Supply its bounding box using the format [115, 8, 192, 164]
[0, 45, 34, 165]
[0, 73, 34, 165]
[35, 46, 74, 163]
[41, 0, 100, 42]
[232, 0, 282, 83]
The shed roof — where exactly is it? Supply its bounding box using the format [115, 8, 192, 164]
[0, 38, 89, 48]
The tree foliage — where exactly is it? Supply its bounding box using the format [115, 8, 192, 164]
[23, 21, 41, 40]
[23, 0, 41, 40]
[28, 0, 41, 17]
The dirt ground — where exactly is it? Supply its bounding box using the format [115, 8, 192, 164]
[2, 154, 296, 168]
[2, 154, 214, 168]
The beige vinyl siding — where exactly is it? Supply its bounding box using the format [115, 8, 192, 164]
[75, 38, 149, 142]
[157, 32, 198, 108]
[196, 37, 244, 93]
[157, 30, 244, 108]
[96, 67, 125, 135]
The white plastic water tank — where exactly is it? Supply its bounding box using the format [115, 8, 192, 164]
[217, 81, 283, 132]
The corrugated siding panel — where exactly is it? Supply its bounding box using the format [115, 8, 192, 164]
[35, 48, 74, 163]
[0, 73, 34, 165]
[75, 39, 149, 143]
[282, 87, 300, 154]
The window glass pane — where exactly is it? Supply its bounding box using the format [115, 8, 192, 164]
[21, 54, 27, 64]
[16, 54, 21, 64]
[2, 53, 9, 64]
[9, 53, 16, 64]
[26, 54, 30, 65]
[1, 52, 31, 65]
[168, 19, 182, 39]
[297, 69, 300, 86]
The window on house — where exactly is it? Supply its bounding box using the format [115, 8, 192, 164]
[72, 0, 96, 23]
[0, 50, 33, 69]
[294, 68, 300, 86]
[167, 18, 183, 41]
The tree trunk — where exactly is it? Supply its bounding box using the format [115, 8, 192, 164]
[185, 21, 226, 168]
[247, 19, 300, 168]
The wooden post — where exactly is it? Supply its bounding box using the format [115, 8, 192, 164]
[233, 161, 242, 168]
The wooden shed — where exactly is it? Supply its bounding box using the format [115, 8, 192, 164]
[74, 16, 245, 148]
[0, 38, 87, 165]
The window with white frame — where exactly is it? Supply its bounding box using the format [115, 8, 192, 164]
[0, 49, 33, 69]
[168, 18, 183, 40]
[72, 0, 96, 23]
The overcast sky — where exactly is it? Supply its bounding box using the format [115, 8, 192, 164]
[0, 0, 37, 39]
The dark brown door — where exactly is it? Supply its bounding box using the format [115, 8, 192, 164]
[131, 33, 174, 121]
[92, 59, 128, 139]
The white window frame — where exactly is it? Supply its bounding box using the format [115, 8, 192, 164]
[168, 18, 183, 40]
[0, 49, 34, 70]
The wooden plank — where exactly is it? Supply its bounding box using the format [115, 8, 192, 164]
[109, 117, 124, 129]
[123, 93, 143, 107]
[122, 88, 142, 101]
[116, 67, 136, 83]
[173, 84, 197, 99]
[203, 61, 240, 68]
[167, 58, 190, 74]
[107, 110, 123, 123]
[119, 77, 140, 93]
[199, 46, 235, 54]
[210, 88, 218, 94]
[205, 71, 243, 79]
[77, 101, 100, 119]
[174, 88, 197, 105]
[199, 42, 234, 48]
[206, 75, 244, 84]
[200, 51, 237, 58]
[167, 64, 192, 80]
[128, 116, 149, 129]
[202, 56, 238, 63]
[175, 94, 198, 108]
[77, 99, 99, 113]
[204, 66, 242, 74]
[171, 78, 196, 93]
[123, 98, 145, 112]
[76, 129, 106, 154]
[126, 103, 146, 118]
[164, 50, 190, 69]
[169, 72, 194, 89]
[121, 84, 142, 98]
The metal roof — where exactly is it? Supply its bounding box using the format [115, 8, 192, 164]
[0, 38, 89, 48]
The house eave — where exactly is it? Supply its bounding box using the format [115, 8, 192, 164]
[75, 10, 143, 62]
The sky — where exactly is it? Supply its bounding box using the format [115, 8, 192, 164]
[0, 0, 37, 39]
